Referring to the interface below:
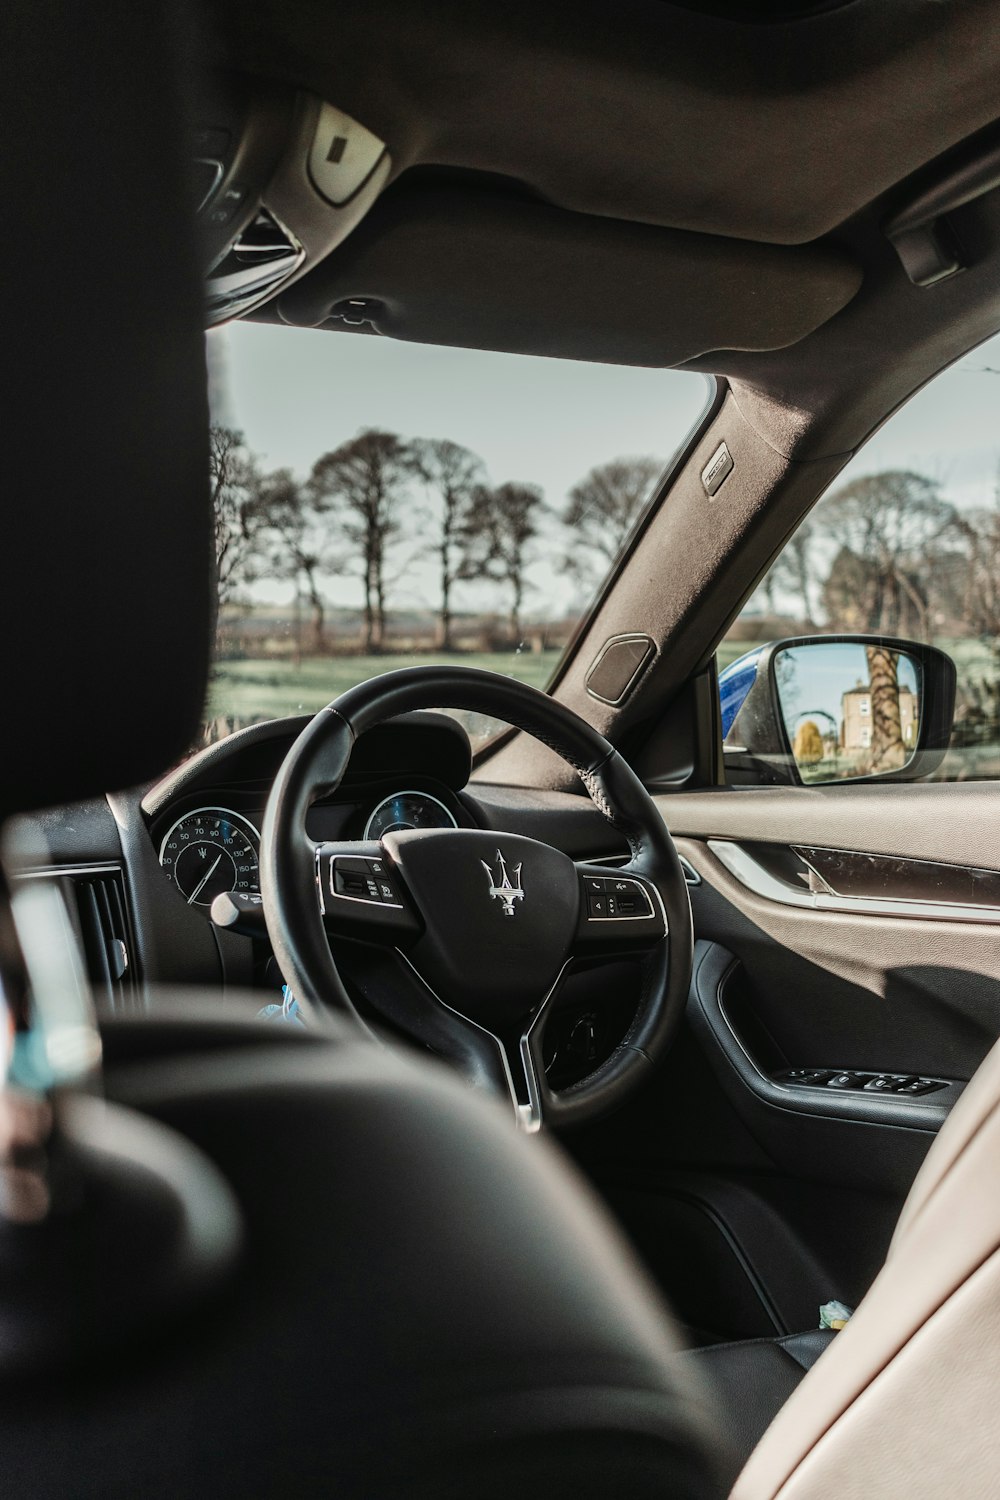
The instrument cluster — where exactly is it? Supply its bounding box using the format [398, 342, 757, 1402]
[156, 790, 459, 910]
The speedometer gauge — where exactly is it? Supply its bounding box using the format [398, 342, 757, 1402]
[364, 790, 458, 841]
[158, 808, 261, 907]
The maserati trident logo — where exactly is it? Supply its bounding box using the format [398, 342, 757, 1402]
[481, 848, 524, 917]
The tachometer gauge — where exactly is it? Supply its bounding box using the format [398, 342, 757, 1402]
[364, 790, 458, 841]
[158, 808, 261, 907]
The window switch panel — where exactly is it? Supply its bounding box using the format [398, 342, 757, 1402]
[777, 1067, 946, 1097]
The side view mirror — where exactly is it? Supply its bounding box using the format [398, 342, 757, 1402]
[720, 634, 957, 786]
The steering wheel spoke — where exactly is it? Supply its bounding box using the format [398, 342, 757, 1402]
[573, 862, 666, 953]
[316, 840, 422, 943]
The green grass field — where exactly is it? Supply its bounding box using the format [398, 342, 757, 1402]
[207, 650, 563, 726]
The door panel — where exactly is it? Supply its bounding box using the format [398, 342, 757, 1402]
[686, 937, 953, 1192]
[677, 836, 1000, 1085]
[475, 779, 1000, 1345]
[571, 782, 1000, 1346]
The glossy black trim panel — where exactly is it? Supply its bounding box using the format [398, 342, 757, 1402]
[794, 844, 1000, 909]
[709, 839, 1000, 926]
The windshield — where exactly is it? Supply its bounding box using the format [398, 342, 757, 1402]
[205, 324, 709, 748]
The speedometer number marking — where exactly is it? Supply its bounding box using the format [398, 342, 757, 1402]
[158, 808, 261, 907]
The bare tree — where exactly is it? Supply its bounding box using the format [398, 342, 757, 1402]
[412, 438, 492, 649]
[562, 456, 662, 583]
[264, 470, 345, 653]
[954, 498, 1000, 639]
[947, 487, 1000, 752]
[772, 521, 817, 628]
[208, 425, 271, 609]
[310, 429, 416, 652]
[820, 546, 875, 633]
[815, 470, 957, 636]
[478, 481, 545, 640]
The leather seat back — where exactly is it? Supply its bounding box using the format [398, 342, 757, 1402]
[1, 0, 212, 816]
[22, 1006, 722, 1500]
[734, 1034, 1000, 1498]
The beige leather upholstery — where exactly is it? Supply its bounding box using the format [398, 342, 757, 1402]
[734, 1035, 1000, 1498]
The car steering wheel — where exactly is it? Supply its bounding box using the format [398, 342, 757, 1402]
[259, 666, 692, 1129]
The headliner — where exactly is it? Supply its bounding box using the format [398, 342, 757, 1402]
[209, 0, 1000, 244]
[207, 0, 1000, 460]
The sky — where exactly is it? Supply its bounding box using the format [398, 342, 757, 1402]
[834, 329, 1000, 507]
[209, 321, 1000, 620]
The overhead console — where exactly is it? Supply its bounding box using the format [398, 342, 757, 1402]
[193, 75, 392, 325]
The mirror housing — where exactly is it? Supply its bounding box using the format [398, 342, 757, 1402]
[720, 634, 956, 787]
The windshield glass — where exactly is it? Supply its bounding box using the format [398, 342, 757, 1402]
[205, 324, 709, 748]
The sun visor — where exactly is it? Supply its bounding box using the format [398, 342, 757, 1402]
[274, 185, 863, 365]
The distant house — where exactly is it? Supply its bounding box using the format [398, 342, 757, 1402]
[841, 680, 918, 751]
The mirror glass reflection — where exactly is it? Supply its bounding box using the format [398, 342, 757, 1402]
[775, 642, 922, 783]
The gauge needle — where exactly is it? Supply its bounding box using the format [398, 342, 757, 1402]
[187, 852, 223, 904]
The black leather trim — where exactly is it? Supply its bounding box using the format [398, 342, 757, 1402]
[260, 709, 362, 1026]
[678, 1329, 836, 1490]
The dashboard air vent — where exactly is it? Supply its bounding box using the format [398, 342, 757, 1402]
[205, 207, 304, 326]
[63, 867, 137, 1015]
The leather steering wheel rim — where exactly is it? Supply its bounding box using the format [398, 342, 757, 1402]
[260, 666, 693, 1129]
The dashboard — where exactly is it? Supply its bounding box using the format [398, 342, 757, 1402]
[13, 709, 640, 1093]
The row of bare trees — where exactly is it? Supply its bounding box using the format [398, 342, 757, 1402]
[210, 425, 663, 651]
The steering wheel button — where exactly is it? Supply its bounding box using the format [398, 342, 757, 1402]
[584, 876, 606, 895]
[588, 894, 607, 918]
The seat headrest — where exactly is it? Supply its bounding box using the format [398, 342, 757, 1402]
[0, 1, 213, 816]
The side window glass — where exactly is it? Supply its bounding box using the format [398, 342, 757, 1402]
[721, 344, 1000, 785]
